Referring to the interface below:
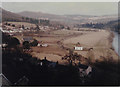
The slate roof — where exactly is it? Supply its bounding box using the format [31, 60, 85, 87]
[0, 73, 11, 86]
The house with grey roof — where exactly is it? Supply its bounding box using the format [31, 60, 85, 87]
[0, 73, 29, 86]
[0, 73, 11, 86]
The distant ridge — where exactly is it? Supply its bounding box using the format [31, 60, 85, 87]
[0, 8, 118, 26]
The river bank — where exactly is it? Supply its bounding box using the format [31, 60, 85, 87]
[112, 32, 119, 56]
[63, 29, 118, 63]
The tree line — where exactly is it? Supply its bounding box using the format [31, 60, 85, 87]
[2, 16, 50, 26]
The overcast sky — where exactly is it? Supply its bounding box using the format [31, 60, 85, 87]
[2, 2, 118, 16]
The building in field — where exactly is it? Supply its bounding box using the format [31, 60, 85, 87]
[74, 42, 83, 51]
[74, 46, 83, 51]
[37, 41, 48, 47]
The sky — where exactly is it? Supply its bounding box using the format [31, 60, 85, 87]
[2, 2, 118, 16]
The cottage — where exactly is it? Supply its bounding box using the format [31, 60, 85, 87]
[42, 44, 48, 47]
[78, 63, 92, 77]
[37, 43, 41, 47]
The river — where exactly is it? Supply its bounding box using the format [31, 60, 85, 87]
[112, 32, 120, 56]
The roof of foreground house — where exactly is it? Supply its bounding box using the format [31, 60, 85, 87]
[0, 73, 11, 86]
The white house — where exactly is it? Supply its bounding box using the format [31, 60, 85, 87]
[37, 43, 41, 47]
[0, 44, 8, 48]
[74, 46, 83, 51]
[42, 44, 48, 47]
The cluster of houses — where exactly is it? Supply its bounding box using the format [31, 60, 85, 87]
[0, 57, 59, 86]
[22, 37, 48, 47]
[1, 23, 23, 34]
[1, 22, 69, 34]
[0, 22, 52, 35]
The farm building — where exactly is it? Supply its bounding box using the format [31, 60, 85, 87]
[37, 43, 48, 47]
[37, 43, 41, 47]
[74, 42, 83, 51]
[74, 46, 83, 51]
[42, 44, 48, 47]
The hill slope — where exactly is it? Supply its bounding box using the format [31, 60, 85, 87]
[0, 8, 50, 25]
[1, 8, 23, 22]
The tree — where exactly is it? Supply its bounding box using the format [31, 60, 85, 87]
[22, 25, 25, 29]
[30, 39, 38, 46]
[23, 41, 30, 49]
[2, 33, 20, 47]
[35, 25, 40, 31]
[12, 24, 15, 27]
[26, 17, 29, 21]
[67, 27, 70, 30]
[11, 37, 20, 46]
